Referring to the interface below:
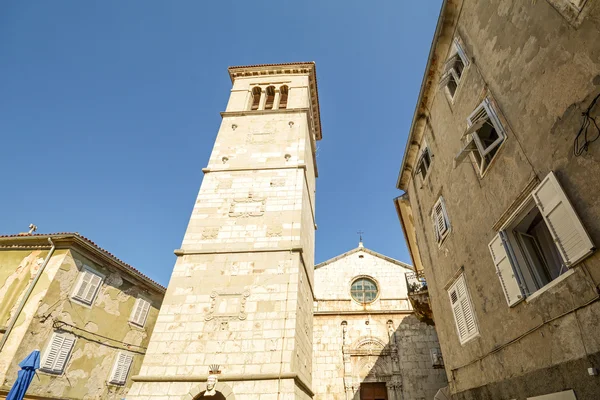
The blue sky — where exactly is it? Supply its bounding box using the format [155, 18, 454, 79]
[1, 1, 441, 286]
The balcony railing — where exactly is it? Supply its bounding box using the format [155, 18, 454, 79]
[405, 270, 434, 325]
[406, 270, 428, 295]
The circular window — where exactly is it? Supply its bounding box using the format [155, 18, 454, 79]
[350, 277, 379, 304]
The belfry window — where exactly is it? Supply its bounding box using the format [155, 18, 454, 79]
[265, 86, 275, 110]
[250, 87, 261, 111]
[279, 85, 289, 109]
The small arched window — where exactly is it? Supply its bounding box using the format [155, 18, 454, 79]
[265, 86, 275, 110]
[250, 87, 261, 111]
[279, 85, 289, 109]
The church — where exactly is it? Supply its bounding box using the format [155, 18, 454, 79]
[126, 62, 446, 400]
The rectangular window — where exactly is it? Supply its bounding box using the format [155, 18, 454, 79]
[439, 38, 469, 100]
[431, 197, 450, 246]
[109, 352, 134, 385]
[71, 267, 104, 306]
[129, 298, 151, 327]
[41, 331, 76, 374]
[489, 172, 594, 306]
[448, 274, 478, 344]
[454, 98, 506, 176]
[415, 147, 432, 181]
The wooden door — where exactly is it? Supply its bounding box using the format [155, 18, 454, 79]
[360, 382, 387, 400]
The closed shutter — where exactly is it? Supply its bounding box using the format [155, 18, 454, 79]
[448, 275, 478, 344]
[73, 269, 103, 305]
[488, 233, 525, 306]
[130, 298, 151, 327]
[532, 172, 594, 267]
[41, 332, 75, 374]
[109, 353, 134, 385]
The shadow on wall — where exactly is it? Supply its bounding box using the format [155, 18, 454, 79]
[344, 316, 448, 400]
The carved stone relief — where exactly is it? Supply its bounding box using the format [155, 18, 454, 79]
[205, 290, 251, 321]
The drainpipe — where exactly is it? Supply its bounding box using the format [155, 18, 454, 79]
[0, 237, 56, 352]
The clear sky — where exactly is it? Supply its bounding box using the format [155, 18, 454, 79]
[1, 1, 441, 286]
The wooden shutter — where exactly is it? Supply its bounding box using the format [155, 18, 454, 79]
[448, 275, 478, 343]
[73, 269, 103, 305]
[532, 172, 594, 267]
[432, 198, 449, 244]
[110, 353, 134, 385]
[84, 273, 102, 303]
[130, 298, 151, 327]
[488, 233, 525, 306]
[42, 332, 75, 373]
[74, 271, 92, 299]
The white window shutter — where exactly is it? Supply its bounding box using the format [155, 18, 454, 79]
[110, 353, 134, 385]
[42, 332, 75, 374]
[448, 275, 478, 343]
[454, 38, 470, 66]
[130, 298, 151, 327]
[72, 268, 103, 305]
[84, 273, 102, 303]
[432, 198, 449, 244]
[75, 271, 92, 299]
[532, 172, 594, 267]
[488, 233, 525, 306]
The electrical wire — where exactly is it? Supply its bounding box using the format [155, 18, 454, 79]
[574, 92, 600, 156]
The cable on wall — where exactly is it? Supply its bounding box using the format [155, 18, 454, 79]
[573, 92, 600, 156]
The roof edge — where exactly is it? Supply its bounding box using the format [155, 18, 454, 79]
[315, 245, 414, 271]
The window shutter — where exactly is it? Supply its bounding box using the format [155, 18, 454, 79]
[488, 233, 525, 306]
[42, 332, 75, 374]
[454, 38, 470, 66]
[75, 271, 92, 299]
[449, 275, 478, 343]
[453, 138, 477, 169]
[532, 172, 594, 267]
[130, 298, 151, 327]
[432, 198, 449, 244]
[73, 268, 103, 305]
[110, 353, 133, 385]
[84, 273, 102, 303]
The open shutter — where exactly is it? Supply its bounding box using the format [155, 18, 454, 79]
[449, 276, 478, 343]
[454, 38, 470, 67]
[532, 172, 595, 267]
[432, 198, 449, 244]
[489, 233, 525, 306]
[75, 271, 91, 299]
[453, 138, 477, 168]
[449, 286, 467, 341]
[54, 335, 75, 373]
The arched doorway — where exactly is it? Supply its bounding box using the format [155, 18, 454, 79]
[193, 391, 227, 400]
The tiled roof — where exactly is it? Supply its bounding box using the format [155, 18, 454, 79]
[0, 232, 166, 292]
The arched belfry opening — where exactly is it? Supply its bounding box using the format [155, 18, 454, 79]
[265, 85, 275, 110]
[279, 85, 289, 109]
[250, 86, 261, 110]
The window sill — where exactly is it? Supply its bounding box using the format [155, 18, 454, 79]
[128, 321, 146, 330]
[459, 332, 480, 346]
[525, 268, 575, 303]
[69, 297, 95, 309]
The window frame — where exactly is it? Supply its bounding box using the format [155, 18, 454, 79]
[447, 274, 479, 345]
[414, 145, 433, 185]
[440, 37, 470, 103]
[489, 171, 595, 306]
[431, 197, 451, 246]
[129, 296, 151, 328]
[454, 98, 506, 177]
[71, 266, 104, 307]
[40, 331, 76, 375]
[350, 276, 380, 304]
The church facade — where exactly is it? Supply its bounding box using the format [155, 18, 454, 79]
[313, 242, 447, 400]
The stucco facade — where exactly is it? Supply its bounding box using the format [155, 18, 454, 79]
[127, 63, 321, 400]
[313, 243, 447, 400]
[0, 233, 164, 399]
[396, 1, 600, 399]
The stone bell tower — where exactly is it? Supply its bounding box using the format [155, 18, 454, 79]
[128, 63, 322, 400]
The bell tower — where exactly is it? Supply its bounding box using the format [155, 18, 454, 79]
[128, 63, 322, 400]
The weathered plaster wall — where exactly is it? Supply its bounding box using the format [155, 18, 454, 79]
[313, 248, 447, 400]
[402, 1, 600, 398]
[0, 248, 162, 399]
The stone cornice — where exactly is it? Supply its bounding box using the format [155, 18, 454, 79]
[396, 0, 464, 191]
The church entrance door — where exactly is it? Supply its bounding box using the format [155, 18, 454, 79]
[360, 382, 388, 400]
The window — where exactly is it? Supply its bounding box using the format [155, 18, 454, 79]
[415, 147, 432, 180]
[350, 277, 378, 304]
[454, 98, 506, 176]
[546, 0, 590, 26]
[41, 331, 76, 374]
[279, 85, 288, 109]
[448, 274, 478, 344]
[431, 197, 450, 245]
[109, 352, 134, 385]
[264, 86, 275, 110]
[130, 297, 151, 327]
[488, 172, 594, 306]
[250, 87, 261, 110]
[439, 38, 469, 100]
[71, 267, 103, 306]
